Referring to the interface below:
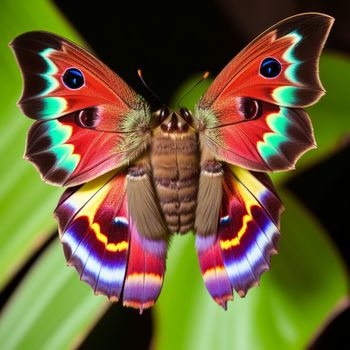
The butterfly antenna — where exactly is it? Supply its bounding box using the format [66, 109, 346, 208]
[138, 69, 163, 106]
[177, 71, 210, 108]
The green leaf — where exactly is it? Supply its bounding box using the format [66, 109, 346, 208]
[0, 240, 108, 350]
[153, 190, 349, 350]
[0, 0, 84, 289]
[0, 1, 110, 348]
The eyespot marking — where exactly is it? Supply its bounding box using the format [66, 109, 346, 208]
[239, 98, 261, 120]
[260, 58, 281, 78]
[63, 68, 84, 89]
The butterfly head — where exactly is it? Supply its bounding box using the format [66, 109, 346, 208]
[154, 106, 193, 133]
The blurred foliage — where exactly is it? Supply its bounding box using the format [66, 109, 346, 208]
[0, 0, 108, 349]
[0, 241, 108, 349]
[0, 1, 349, 350]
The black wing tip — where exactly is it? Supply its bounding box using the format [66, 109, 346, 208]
[11, 30, 59, 42]
[252, 13, 335, 43]
[24, 152, 67, 187]
[10, 31, 41, 48]
[280, 12, 334, 25]
[277, 12, 335, 36]
[9, 30, 64, 52]
[271, 13, 334, 42]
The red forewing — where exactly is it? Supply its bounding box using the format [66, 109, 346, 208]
[10, 31, 142, 121]
[195, 13, 333, 172]
[198, 13, 334, 109]
[10, 31, 151, 185]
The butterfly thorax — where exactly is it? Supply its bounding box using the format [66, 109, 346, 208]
[151, 111, 199, 234]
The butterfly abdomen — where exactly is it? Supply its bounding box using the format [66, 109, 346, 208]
[151, 114, 199, 234]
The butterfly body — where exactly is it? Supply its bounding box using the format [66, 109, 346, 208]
[10, 13, 334, 311]
[150, 109, 199, 234]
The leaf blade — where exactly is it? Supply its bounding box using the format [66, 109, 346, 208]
[0, 240, 109, 350]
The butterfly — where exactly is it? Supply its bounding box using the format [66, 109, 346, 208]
[10, 13, 333, 312]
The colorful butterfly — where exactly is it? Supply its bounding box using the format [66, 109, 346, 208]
[10, 13, 333, 312]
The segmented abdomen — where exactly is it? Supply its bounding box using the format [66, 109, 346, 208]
[151, 132, 199, 234]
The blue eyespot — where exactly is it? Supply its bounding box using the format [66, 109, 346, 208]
[63, 68, 84, 89]
[260, 58, 281, 78]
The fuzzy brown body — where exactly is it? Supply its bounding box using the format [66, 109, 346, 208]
[150, 116, 199, 234]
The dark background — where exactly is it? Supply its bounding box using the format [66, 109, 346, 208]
[2, 0, 348, 348]
[56, 0, 349, 105]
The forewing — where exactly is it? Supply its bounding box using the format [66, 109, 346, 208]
[10, 31, 144, 122]
[196, 165, 283, 307]
[55, 170, 167, 311]
[194, 13, 333, 171]
[199, 103, 315, 171]
[10, 31, 151, 185]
